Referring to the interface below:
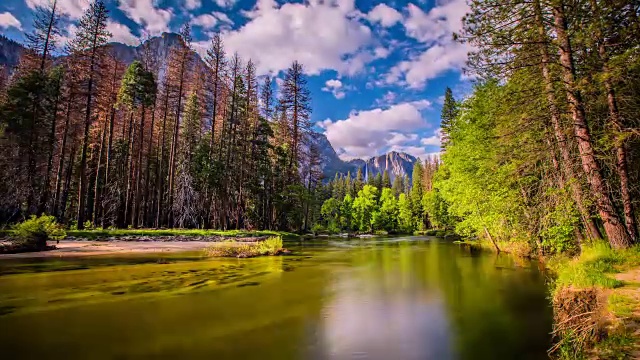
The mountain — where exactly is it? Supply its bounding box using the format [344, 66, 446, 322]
[313, 132, 416, 180]
[0, 33, 416, 180]
[361, 152, 416, 180]
[0, 35, 25, 72]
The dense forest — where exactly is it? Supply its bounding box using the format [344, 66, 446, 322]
[0, 0, 322, 232]
[313, 0, 640, 253]
[427, 0, 640, 252]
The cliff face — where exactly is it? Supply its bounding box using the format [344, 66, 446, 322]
[364, 151, 416, 180]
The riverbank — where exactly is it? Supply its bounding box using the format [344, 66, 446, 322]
[459, 237, 640, 358]
[0, 239, 239, 259]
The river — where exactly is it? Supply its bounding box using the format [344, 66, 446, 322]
[0, 236, 552, 359]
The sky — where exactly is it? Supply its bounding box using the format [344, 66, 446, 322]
[0, 0, 473, 161]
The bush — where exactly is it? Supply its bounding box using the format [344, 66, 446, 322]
[13, 215, 66, 250]
[204, 236, 284, 258]
[256, 236, 283, 255]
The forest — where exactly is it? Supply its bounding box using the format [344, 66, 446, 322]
[0, 0, 323, 232]
[419, 0, 640, 253]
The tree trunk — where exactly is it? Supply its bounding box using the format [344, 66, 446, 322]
[551, 1, 631, 249]
[589, 0, 638, 242]
[534, 0, 602, 241]
[53, 93, 73, 218]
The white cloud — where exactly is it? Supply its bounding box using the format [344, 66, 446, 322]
[420, 128, 442, 146]
[107, 20, 138, 46]
[366, 4, 402, 27]
[322, 79, 348, 99]
[403, 2, 468, 44]
[118, 0, 173, 35]
[324, 101, 430, 160]
[26, 0, 86, 19]
[388, 132, 418, 145]
[383, 0, 471, 88]
[185, 0, 202, 10]
[0, 12, 22, 30]
[215, 0, 237, 8]
[192, 12, 233, 28]
[388, 145, 440, 160]
[222, 0, 373, 75]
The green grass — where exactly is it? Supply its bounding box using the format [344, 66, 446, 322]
[550, 242, 640, 293]
[204, 236, 284, 258]
[593, 333, 635, 360]
[608, 294, 635, 318]
[64, 228, 299, 240]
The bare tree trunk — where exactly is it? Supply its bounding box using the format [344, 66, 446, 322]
[132, 105, 146, 227]
[91, 115, 107, 223]
[143, 104, 156, 227]
[551, 1, 631, 249]
[39, 75, 62, 214]
[53, 92, 73, 218]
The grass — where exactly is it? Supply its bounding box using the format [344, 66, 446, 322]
[608, 294, 635, 318]
[204, 236, 284, 258]
[550, 242, 640, 294]
[63, 228, 299, 240]
[549, 242, 640, 359]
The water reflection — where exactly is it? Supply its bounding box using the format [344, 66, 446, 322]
[0, 237, 551, 360]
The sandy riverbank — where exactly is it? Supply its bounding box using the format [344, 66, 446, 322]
[0, 240, 217, 259]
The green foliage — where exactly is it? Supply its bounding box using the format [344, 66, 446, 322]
[422, 189, 451, 229]
[204, 236, 283, 258]
[13, 215, 66, 249]
[397, 193, 414, 233]
[256, 236, 284, 255]
[551, 243, 633, 292]
[352, 185, 378, 232]
[372, 188, 398, 232]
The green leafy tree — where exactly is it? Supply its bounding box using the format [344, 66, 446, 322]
[341, 194, 354, 231]
[397, 193, 414, 233]
[352, 185, 378, 232]
[372, 188, 398, 232]
[321, 198, 341, 233]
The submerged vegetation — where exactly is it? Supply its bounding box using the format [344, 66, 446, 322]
[204, 236, 284, 258]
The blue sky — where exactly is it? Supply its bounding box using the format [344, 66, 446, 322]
[0, 0, 472, 160]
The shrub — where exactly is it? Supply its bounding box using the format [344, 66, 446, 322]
[13, 215, 66, 250]
[204, 236, 284, 258]
[256, 236, 283, 255]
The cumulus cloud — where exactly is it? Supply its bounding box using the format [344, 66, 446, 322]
[184, 0, 202, 11]
[366, 4, 402, 27]
[192, 12, 233, 29]
[118, 0, 173, 35]
[383, 0, 471, 88]
[107, 20, 138, 46]
[26, 0, 86, 19]
[323, 101, 430, 160]
[215, 0, 237, 8]
[420, 128, 442, 146]
[0, 12, 22, 30]
[322, 79, 349, 99]
[222, 0, 373, 75]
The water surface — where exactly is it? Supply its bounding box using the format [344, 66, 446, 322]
[0, 236, 552, 359]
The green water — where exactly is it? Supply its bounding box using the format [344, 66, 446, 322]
[0, 236, 552, 359]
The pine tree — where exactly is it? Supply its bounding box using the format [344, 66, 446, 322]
[66, 0, 111, 229]
[281, 61, 311, 175]
[382, 170, 391, 189]
[440, 87, 457, 150]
